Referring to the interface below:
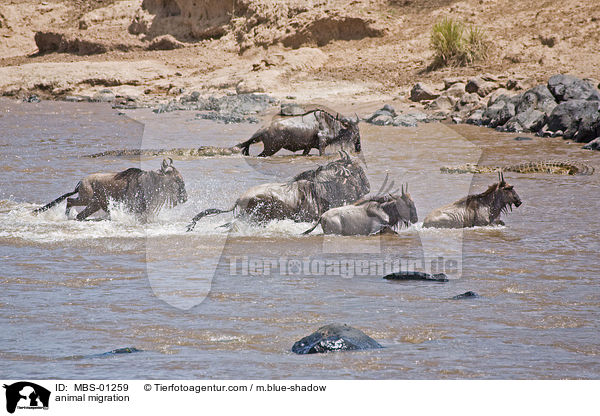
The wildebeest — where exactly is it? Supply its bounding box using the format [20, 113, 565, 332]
[186, 151, 369, 231]
[232, 109, 361, 157]
[302, 183, 418, 236]
[33, 158, 187, 221]
[423, 172, 522, 228]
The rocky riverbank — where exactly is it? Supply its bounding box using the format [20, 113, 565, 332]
[364, 73, 600, 151]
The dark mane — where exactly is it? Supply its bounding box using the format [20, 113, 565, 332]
[354, 194, 395, 206]
[291, 158, 346, 183]
[464, 183, 500, 205]
[114, 167, 144, 181]
[289, 155, 368, 215]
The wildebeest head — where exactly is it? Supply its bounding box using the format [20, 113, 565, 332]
[374, 184, 418, 229]
[339, 114, 361, 152]
[395, 183, 418, 225]
[495, 172, 521, 213]
[158, 158, 187, 205]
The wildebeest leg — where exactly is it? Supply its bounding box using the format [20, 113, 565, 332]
[218, 222, 233, 230]
[257, 145, 281, 157]
[317, 131, 331, 156]
[65, 197, 87, 217]
[235, 130, 265, 156]
[302, 148, 311, 156]
[75, 203, 101, 221]
[376, 226, 398, 235]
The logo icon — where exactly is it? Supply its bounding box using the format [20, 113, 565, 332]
[3, 382, 50, 414]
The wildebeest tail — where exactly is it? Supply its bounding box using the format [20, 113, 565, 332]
[232, 130, 264, 156]
[33, 182, 80, 214]
[186, 207, 235, 232]
[302, 218, 322, 235]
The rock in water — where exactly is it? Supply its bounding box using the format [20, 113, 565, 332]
[63, 347, 143, 360]
[583, 137, 600, 151]
[451, 291, 479, 299]
[292, 324, 382, 354]
[87, 347, 143, 358]
[383, 271, 448, 282]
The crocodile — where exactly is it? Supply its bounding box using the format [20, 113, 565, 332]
[441, 161, 594, 175]
[85, 146, 241, 158]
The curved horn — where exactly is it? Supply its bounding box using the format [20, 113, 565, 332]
[501, 172, 505, 183]
[161, 159, 169, 172]
[401, 184, 405, 195]
[355, 113, 359, 123]
[378, 173, 389, 196]
[168, 157, 173, 166]
[341, 149, 350, 161]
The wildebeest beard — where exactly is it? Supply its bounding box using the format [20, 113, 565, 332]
[118, 168, 183, 215]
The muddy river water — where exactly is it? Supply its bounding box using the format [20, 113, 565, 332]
[1, 99, 599, 379]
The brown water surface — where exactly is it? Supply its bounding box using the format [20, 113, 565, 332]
[1, 99, 599, 379]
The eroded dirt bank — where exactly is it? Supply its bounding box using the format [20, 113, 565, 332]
[1, 0, 599, 110]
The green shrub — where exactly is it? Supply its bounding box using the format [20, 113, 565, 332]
[430, 18, 490, 68]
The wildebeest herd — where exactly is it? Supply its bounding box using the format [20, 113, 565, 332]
[34, 108, 522, 234]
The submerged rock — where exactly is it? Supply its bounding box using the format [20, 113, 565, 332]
[99, 347, 142, 356]
[451, 291, 479, 300]
[64, 347, 143, 360]
[582, 137, 600, 151]
[292, 324, 382, 354]
[383, 271, 448, 282]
